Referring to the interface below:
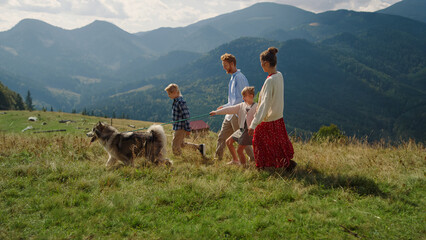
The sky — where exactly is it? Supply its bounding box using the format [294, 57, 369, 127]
[0, 0, 402, 33]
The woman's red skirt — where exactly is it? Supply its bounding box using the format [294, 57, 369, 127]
[253, 118, 294, 168]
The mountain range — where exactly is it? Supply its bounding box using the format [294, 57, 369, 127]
[0, 0, 425, 142]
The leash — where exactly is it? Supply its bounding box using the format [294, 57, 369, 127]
[127, 112, 211, 132]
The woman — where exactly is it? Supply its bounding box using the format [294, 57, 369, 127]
[248, 47, 295, 170]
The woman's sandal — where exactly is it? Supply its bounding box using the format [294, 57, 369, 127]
[226, 160, 241, 165]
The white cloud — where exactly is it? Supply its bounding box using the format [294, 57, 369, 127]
[0, 0, 403, 33]
[3, 0, 127, 17]
[68, 0, 127, 18]
[356, 0, 395, 12]
[20, 0, 60, 8]
[6, 0, 61, 13]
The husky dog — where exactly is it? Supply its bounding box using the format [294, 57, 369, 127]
[87, 122, 171, 167]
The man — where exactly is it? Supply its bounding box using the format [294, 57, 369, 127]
[215, 53, 254, 162]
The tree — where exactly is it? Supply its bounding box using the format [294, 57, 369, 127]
[15, 94, 25, 110]
[50, 106, 54, 112]
[25, 90, 34, 111]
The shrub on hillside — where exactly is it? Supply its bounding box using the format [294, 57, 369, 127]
[311, 124, 347, 143]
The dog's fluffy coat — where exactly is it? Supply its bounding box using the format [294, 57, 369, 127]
[87, 122, 171, 166]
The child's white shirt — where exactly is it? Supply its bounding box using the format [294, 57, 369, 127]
[215, 102, 257, 129]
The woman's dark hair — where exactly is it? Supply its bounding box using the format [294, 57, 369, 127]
[260, 47, 278, 67]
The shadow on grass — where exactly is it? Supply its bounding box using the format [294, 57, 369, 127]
[268, 165, 388, 198]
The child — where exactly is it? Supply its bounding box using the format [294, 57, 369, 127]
[210, 86, 257, 165]
[165, 84, 205, 157]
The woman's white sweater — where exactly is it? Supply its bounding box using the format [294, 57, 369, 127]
[250, 71, 284, 129]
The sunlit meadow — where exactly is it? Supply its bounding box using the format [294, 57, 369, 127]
[0, 111, 424, 239]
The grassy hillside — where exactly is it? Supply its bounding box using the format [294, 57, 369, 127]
[0, 110, 166, 134]
[0, 111, 425, 239]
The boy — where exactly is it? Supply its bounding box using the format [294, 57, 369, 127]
[165, 83, 205, 157]
[210, 86, 257, 165]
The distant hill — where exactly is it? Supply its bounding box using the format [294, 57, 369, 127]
[135, 1, 426, 54]
[0, 19, 201, 110]
[0, 80, 25, 110]
[0, 67, 78, 111]
[0, 19, 147, 88]
[378, 0, 426, 23]
[300, 9, 426, 41]
[136, 3, 315, 54]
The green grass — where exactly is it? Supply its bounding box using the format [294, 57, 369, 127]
[0, 110, 159, 134]
[0, 110, 425, 239]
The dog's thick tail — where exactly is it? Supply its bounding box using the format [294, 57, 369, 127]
[147, 125, 167, 155]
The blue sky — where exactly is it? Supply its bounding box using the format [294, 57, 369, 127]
[0, 0, 401, 33]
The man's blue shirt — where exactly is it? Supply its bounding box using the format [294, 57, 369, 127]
[223, 70, 249, 120]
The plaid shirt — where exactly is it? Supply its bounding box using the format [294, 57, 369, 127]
[172, 96, 191, 131]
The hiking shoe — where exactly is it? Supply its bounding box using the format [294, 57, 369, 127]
[286, 160, 297, 172]
[199, 144, 206, 157]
